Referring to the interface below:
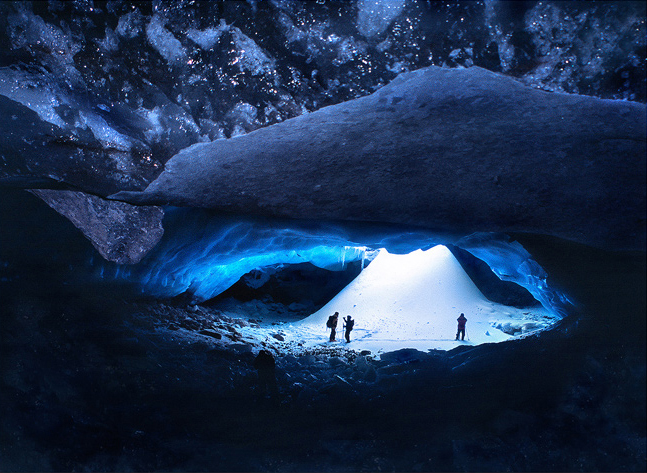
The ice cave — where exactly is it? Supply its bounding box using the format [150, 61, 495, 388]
[0, 1, 645, 472]
[95, 208, 568, 356]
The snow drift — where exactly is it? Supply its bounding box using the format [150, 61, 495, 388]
[289, 245, 557, 354]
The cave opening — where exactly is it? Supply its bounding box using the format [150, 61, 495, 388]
[86, 206, 570, 357]
[190, 244, 563, 356]
[1, 192, 642, 472]
[0, 192, 570, 358]
[0, 0, 644, 469]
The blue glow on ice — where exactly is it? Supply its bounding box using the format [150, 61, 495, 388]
[100, 208, 450, 302]
[456, 233, 572, 317]
[98, 208, 571, 318]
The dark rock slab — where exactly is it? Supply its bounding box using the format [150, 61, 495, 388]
[112, 66, 646, 251]
[380, 348, 430, 365]
[30, 189, 164, 264]
[199, 330, 222, 340]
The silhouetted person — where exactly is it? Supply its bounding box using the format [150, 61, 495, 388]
[326, 312, 339, 342]
[343, 315, 354, 343]
[253, 349, 278, 398]
[456, 313, 467, 341]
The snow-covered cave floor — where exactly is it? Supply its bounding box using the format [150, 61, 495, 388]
[143, 245, 559, 359]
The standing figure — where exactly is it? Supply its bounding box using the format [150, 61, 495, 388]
[343, 315, 354, 343]
[326, 312, 339, 342]
[456, 313, 467, 341]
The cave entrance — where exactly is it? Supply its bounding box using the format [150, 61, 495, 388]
[204, 244, 561, 356]
[96, 210, 570, 356]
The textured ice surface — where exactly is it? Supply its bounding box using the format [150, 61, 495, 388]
[457, 233, 572, 316]
[187, 21, 228, 50]
[116, 10, 145, 39]
[101, 210, 569, 320]
[1, 0, 642, 158]
[145, 14, 187, 66]
[0, 67, 133, 153]
[0, 68, 66, 129]
[230, 25, 276, 77]
[102, 211, 377, 302]
[7, 5, 80, 66]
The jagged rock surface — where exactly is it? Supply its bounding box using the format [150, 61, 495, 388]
[31, 189, 164, 264]
[0, 1, 644, 261]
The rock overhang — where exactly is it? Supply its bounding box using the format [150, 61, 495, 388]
[108, 66, 646, 253]
[1, 66, 645, 263]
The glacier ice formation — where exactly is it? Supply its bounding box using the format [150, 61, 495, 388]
[0, 2, 644, 470]
[99, 209, 569, 320]
[1, 66, 644, 262]
[0, 1, 644, 265]
[112, 66, 645, 253]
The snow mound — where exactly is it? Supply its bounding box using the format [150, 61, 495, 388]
[288, 246, 556, 355]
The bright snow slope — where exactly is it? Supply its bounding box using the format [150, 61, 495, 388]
[284, 245, 556, 355]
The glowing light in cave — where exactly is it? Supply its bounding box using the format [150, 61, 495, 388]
[98, 210, 571, 335]
[278, 245, 560, 354]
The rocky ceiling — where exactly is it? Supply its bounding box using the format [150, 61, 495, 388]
[0, 0, 644, 263]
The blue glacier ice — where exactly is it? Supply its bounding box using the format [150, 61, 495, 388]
[99, 208, 450, 301]
[99, 208, 570, 318]
[456, 232, 572, 317]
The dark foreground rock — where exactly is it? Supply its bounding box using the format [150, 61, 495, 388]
[0, 238, 644, 471]
[113, 66, 646, 252]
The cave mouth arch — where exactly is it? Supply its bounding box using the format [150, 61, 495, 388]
[97, 208, 571, 355]
[203, 245, 562, 355]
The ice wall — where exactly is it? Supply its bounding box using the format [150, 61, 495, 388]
[457, 233, 572, 317]
[102, 210, 371, 301]
[100, 208, 450, 301]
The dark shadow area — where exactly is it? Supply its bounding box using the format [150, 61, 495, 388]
[0, 188, 142, 300]
[512, 233, 647, 344]
[204, 261, 365, 320]
[0, 189, 96, 293]
[448, 244, 539, 308]
[1, 224, 645, 470]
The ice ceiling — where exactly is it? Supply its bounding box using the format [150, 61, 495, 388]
[100, 208, 571, 321]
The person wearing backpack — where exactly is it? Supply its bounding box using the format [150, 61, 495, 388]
[456, 313, 467, 341]
[343, 315, 354, 343]
[326, 312, 339, 342]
